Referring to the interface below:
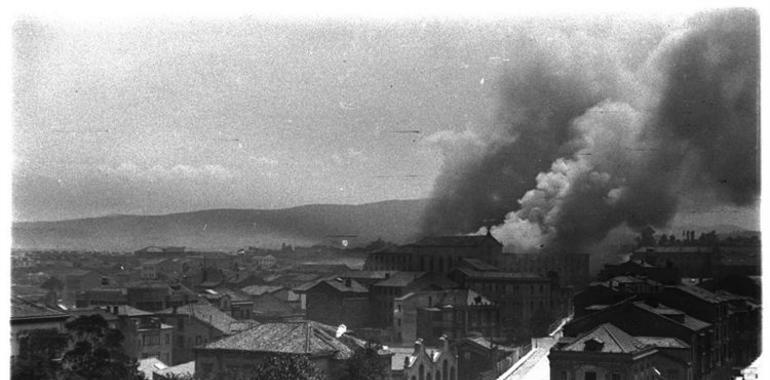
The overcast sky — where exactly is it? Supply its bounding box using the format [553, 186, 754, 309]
[12, 13, 758, 224]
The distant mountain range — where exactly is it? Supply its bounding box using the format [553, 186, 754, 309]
[12, 199, 430, 251]
[12, 199, 758, 252]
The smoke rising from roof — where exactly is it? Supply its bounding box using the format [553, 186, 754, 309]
[421, 9, 759, 253]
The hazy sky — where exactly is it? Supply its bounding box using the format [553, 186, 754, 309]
[12, 13, 758, 224]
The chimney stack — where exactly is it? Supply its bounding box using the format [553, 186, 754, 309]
[413, 338, 424, 355]
[439, 335, 449, 353]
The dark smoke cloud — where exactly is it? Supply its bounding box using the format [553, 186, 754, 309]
[422, 9, 759, 252]
[420, 28, 634, 236]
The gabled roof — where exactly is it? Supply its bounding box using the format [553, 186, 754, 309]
[561, 323, 649, 354]
[11, 297, 68, 321]
[632, 301, 711, 331]
[341, 270, 396, 280]
[374, 272, 426, 287]
[453, 267, 544, 281]
[116, 305, 154, 317]
[463, 336, 517, 352]
[240, 285, 284, 296]
[459, 258, 500, 271]
[158, 302, 244, 334]
[409, 234, 501, 248]
[199, 320, 358, 359]
[667, 285, 723, 304]
[305, 278, 368, 294]
[635, 336, 690, 349]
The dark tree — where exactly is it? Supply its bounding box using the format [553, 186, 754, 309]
[251, 354, 325, 380]
[12, 329, 68, 380]
[343, 344, 389, 380]
[59, 314, 143, 380]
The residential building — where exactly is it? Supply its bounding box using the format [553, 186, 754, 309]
[449, 267, 558, 338]
[416, 302, 500, 346]
[597, 259, 681, 285]
[550, 323, 692, 380]
[389, 337, 458, 380]
[241, 284, 303, 322]
[564, 299, 716, 379]
[364, 233, 503, 273]
[370, 272, 457, 328]
[297, 277, 370, 328]
[10, 297, 69, 357]
[156, 302, 254, 364]
[393, 289, 493, 344]
[455, 336, 525, 380]
[495, 252, 591, 289]
[194, 320, 392, 380]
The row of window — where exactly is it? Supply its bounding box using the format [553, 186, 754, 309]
[140, 333, 170, 346]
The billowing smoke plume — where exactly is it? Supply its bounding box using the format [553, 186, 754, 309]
[421, 9, 759, 252]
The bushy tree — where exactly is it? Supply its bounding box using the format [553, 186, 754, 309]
[59, 314, 144, 380]
[342, 345, 388, 380]
[251, 354, 324, 380]
[12, 329, 68, 380]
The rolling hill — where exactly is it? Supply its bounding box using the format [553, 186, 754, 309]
[12, 199, 430, 251]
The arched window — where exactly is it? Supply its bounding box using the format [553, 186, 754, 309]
[419, 364, 425, 380]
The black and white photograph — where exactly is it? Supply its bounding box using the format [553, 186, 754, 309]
[6, 3, 763, 380]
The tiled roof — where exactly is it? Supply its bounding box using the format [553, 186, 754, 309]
[465, 336, 517, 352]
[117, 305, 154, 317]
[200, 320, 359, 359]
[216, 288, 253, 302]
[374, 272, 426, 287]
[562, 323, 648, 353]
[459, 258, 500, 271]
[454, 267, 544, 281]
[240, 285, 284, 296]
[11, 297, 68, 321]
[635, 336, 690, 349]
[341, 270, 395, 279]
[669, 285, 722, 303]
[64, 308, 120, 322]
[158, 302, 242, 334]
[310, 278, 368, 294]
[632, 302, 711, 331]
[409, 234, 500, 247]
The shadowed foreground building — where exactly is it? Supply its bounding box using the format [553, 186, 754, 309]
[389, 337, 458, 380]
[194, 320, 392, 379]
[550, 323, 692, 380]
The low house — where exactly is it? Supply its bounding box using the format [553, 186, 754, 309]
[156, 302, 255, 364]
[11, 297, 69, 357]
[550, 323, 692, 380]
[296, 277, 370, 328]
[394, 288, 494, 345]
[455, 336, 523, 380]
[390, 337, 458, 380]
[194, 320, 391, 380]
[241, 285, 303, 322]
